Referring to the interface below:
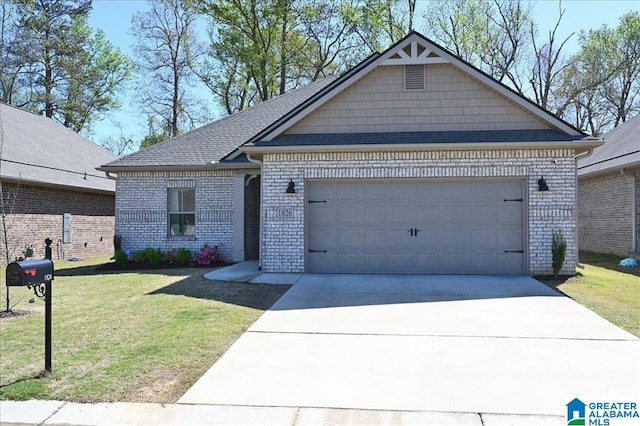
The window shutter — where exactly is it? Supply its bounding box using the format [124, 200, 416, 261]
[405, 64, 425, 90]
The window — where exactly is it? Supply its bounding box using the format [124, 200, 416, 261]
[168, 188, 195, 236]
[404, 64, 425, 90]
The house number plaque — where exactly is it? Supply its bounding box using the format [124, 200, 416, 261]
[276, 208, 294, 218]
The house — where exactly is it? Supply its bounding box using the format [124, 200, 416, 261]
[578, 115, 640, 256]
[0, 103, 117, 264]
[99, 32, 601, 275]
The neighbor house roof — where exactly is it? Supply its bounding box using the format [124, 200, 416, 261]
[99, 77, 337, 172]
[578, 115, 640, 177]
[0, 103, 116, 193]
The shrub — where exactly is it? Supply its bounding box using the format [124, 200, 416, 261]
[114, 249, 128, 265]
[196, 244, 218, 265]
[176, 248, 192, 265]
[144, 247, 164, 265]
[131, 250, 146, 263]
[552, 229, 567, 277]
[113, 234, 122, 252]
[167, 248, 192, 265]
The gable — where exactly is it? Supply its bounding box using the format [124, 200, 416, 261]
[285, 63, 549, 135]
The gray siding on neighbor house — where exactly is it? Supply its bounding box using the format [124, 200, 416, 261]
[260, 149, 577, 276]
[578, 172, 635, 256]
[285, 65, 547, 135]
[115, 171, 235, 259]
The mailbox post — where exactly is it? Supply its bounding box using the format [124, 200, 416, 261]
[5, 238, 54, 374]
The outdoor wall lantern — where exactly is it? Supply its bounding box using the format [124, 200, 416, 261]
[286, 179, 296, 194]
[538, 176, 549, 192]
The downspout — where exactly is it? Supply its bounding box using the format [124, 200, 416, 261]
[246, 154, 264, 270]
[574, 149, 594, 268]
[621, 168, 638, 255]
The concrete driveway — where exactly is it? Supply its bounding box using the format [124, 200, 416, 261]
[179, 275, 640, 417]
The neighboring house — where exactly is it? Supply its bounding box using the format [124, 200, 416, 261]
[578, 115, 640, 256]
[0, 103, 117, 264]
[100, 32, 601, 276]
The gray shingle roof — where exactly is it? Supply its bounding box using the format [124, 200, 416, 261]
[258, 129, 586, 147]
[578, 115, 640, 176]
[101, 77, 337, 170]
[0, 103, 117, 193]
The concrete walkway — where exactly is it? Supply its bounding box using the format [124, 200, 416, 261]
[0, 399, 564, 425]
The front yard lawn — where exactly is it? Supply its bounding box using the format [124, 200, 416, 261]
[0, 257, 289, 403]
[540, 251, 640, 338]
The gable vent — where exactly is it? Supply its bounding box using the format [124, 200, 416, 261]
[405, 64, 425, 90]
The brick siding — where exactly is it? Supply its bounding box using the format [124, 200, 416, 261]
[115, 171, 235, 260]
[261, 149, 577, 276]
[0, 182, 115, 264]
[578, 172, 634, 256]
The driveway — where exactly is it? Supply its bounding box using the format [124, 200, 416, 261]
[179, 275, 640, 417]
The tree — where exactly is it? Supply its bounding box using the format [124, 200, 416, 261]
[192, 0, 395, 114]
[4, 0, 132, 132]
[0, 0, 22, 104]
[422, 0, 533, 88]
[132, 0, 205, 138]
[556, 11, 640, 134]
[348, 0, 414, 53]
[529, 2, 574, 110]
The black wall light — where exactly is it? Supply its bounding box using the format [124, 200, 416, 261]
[286, 179, 296, 194]
[538, 176, 549, 191]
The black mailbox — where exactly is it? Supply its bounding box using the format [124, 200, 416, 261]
[6, 259, 54, 286]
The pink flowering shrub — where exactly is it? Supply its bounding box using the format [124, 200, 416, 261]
[196, 244, 218, 265]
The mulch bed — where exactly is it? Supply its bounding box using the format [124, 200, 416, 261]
[95, 261, 234, 272]
[0, 309, 31, 319]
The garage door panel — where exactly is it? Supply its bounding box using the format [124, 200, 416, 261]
[307, 180, 525, 274]
[308, 205, 335, 224]
[335, 183, 361, 200]
[498, 204, 523, 222]
[500, 181, 524, 199]
[471, 206, 497, 224]
[471, 230, 497, 249]
[440, 206, 470, 223]
[498, 229, 523, 250]
[388, 182, 415, 200]
[388, 205, 415, 223]
[416, 206, 440, 222]
[365, 206, 387, 223]
[468, 182, 498, 199]
[415, 183, 442, 199]
[441, 230, 471, 249]
[337, 206, 361, 223]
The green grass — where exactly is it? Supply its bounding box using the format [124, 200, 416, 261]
[541, 251, 640, 337]
[0, 257, 289, 403]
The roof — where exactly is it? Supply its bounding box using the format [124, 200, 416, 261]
[100, 77, 337, 171]
[578, 115, 640, 177]
[261, 130, 586, 147]
[0, 103, 117, 193]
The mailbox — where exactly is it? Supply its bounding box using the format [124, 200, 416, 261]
[6, 259, 54, 286]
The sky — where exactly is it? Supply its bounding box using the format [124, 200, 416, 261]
[86, 0, 640, 150]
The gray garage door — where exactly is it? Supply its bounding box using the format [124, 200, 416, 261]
[307, 180, 525, 274]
